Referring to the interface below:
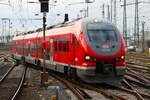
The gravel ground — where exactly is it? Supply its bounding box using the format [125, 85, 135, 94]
[82, 89, 110, 100]
[16, 67, 71, 100]
[16, 66, 119, 100]
[107, 89, 137, 100]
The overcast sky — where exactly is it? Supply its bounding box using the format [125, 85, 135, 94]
[0, 0, 150, 37]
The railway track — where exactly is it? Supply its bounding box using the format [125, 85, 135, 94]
[122, 79, 150, 100]
[49, 71, 148, 100]
[126, 53, 150, 67]
[49, 71, 125, 100]
[0, 63, 27, 100]
[103, 82, 145, 100]
[72, 80, 145, 100]
[47, 61, 150, 100]
[33, 58, 149, 100]
[122, 62, 150, 100]
[49, 72, 91, 100]
[127, 63, 150, 72]
[6, 51, 149, 100]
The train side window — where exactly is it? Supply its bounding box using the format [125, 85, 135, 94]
[15, 44, 17, 54]
[63, 42, 66, 52]
[28, 44, 30, 52]
[64, 41, 69, 52]
[54, 38, 70, 52]
[61, 42, 63, 52]
[57, 41, 59, 52]
[59, 41, 62, 52]
[30, 44, 33, 56]
[58, 42, 60, 52]
[66, 41, 69, 52]
[73, 36, 78, 49]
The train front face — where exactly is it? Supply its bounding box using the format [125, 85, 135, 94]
[78, 19, 126, 83]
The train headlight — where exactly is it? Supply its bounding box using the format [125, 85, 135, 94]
[85, 55, 91, 60]
[121, 55, 125, 60]
[116, 55, 125, 62]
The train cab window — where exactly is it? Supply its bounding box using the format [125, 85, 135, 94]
[88, 30, 117, 42]
[87, 30, 118, 49]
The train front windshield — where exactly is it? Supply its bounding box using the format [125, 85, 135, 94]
[87, 30, 118, 50]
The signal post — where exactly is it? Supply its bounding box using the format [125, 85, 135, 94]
[39, 0, 49, 86]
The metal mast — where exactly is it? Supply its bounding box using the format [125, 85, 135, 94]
[142, 22, 145, 52]
[107, 5, 110, 21]
[134, 0, 139, 47]
[114, 0, 117, 24]
[111, 0, 113, 22]
[102, 4, 105, 19]
[123, 0, 127, 46]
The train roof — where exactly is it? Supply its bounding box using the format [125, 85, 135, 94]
[24, 32, 38, 40]
[12, 17, 113, 41]
[12, 35, 25, 41]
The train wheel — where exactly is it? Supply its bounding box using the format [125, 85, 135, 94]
[37, 60, 41, 66]
[64, 66, 68, 78]
[35, 60, 37, 65]
[11, 54, 14, 59]
[21, 56, 25, 64]
[15, 59, 20, 66]
[69, 68, 78, 80]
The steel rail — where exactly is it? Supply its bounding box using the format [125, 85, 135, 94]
[0, 64, 15, 83]
[125, 75, 150, 89]
[11, 66, 27, 100]
[128, 67, 148, 73]
[126, 71, 149, 84]
[103, 78, 150, 99]
[70, 80, 127, 100]
[50, 73, 86, 100]
[122, 79, 144, 100]
[91, 86, 126, 100]
[104, 82, 145, 100]
[50, 73, 126, 100]
[127, 63, 150, 72]
[127, 68, 150, 82]
[74, 87, 92, 99]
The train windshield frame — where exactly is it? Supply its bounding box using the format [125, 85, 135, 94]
[82, 21, 121, 55]
[87, 30, 118, 42]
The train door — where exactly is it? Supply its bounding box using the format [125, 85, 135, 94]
[50, 39, 53, 64]
[16, 41, 18, 54]
[71, 34, 79, 66]
[71, 35, 76, 65]
[28, 41, 31, 56]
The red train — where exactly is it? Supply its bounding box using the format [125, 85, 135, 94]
[11, 17, 126, 83]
